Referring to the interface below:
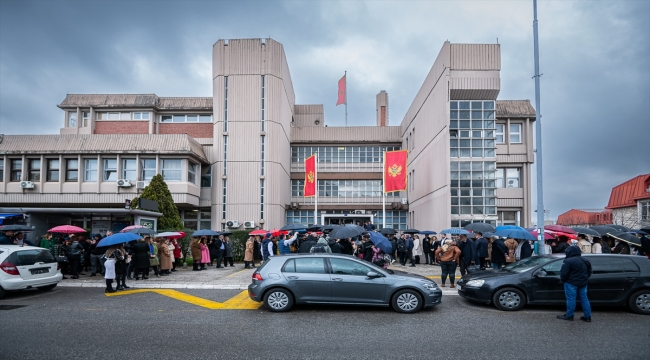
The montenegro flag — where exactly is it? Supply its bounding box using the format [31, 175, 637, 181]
[384, 150, 408, 193]
[304, 154, 316, 197]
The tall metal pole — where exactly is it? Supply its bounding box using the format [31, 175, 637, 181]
[314, 153, 318, 225]
[382, 151, 386, 229]
[344, 71, 348, 127]
[533, 0, 546, 254]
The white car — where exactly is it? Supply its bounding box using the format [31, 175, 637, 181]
[0, 245, 63, 299]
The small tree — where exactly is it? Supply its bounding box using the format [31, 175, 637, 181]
[130, 174, 183, 230]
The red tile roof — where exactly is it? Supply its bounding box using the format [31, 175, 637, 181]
[556, 209, 612, 226]
[606, 174, 650, 209]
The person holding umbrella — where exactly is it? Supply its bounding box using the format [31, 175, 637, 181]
[190, 237, 202, 271]
[103, 245, 119, 293]
[132, 237, 151, 280]
[612, 237, 631, 254]
[490, 236, 508, 270]
[474, 232, 489, 270]
[114, 244, 130, 290]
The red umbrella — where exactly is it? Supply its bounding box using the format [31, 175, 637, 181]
[530, 230, 555, 240]
[268, 229, 288, 237]
[249, 229, 269, 236]
[545, 225, 576, 234]
[120, 225, 144, 233]
[49, 225, 87, 234]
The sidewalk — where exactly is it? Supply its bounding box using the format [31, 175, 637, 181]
[57, 260, 462, 294]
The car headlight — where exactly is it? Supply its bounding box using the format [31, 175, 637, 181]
[422, 282, 438, 291]
[465, 279, 484, 287]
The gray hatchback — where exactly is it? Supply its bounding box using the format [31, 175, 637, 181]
[248, 253, 442, 313]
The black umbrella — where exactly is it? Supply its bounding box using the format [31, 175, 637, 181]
[571, 227, 601, 237]
[640, 227, 650, 234]
[280, 223, 308, 231]
[321, 225, 339, 232]
[0, 224, 34, 231]
[307, 224, 323, 232]
[464, 223, 496, 233]
[607, 232, 641, 247]
[328, 224, 365, 240]
[605, 224, 630, 232]
[402, 228, 420, 234]
[589, 226, 618, 236]
[127, 227, 157, 235]
[380, 228, 397, 235]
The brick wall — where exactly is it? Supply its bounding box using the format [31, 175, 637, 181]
[159, 123, 213, 138]
[94, 121, 149, 134]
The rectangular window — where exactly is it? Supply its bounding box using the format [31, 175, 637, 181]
[141, 159, 156, 181]
[509, 123, 522, 143]
[201, 165, 212, 188]
[496, 124, 505, 144]
[68, 112, 77, 127]
[10, 159, 22, 182]
[641, 201, 650, 221]
[199, 115, 211, 122]
[82, 111, 90, 127]
[132, 112, 150, 120]
[0, 159, 3, 181]
[188, 161, 197, 184]
[161, 115, 173, 123]
[121, 159, 136, 181]
[28, 159, 41, 181]
[98, 112, 121, 120]
[102, 158, 117, 181]
[84, 159, 98, 182]
[496, 168, 521, 188]
[161, 159, 182, 181]
[66, 159, 78, 181]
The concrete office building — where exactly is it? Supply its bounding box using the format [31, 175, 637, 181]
[0, 38, 535, 235]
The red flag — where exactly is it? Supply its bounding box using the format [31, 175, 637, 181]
[384, 150, 408, 193]
[304, 154, 316, 197]
[336, 74, 346, 106]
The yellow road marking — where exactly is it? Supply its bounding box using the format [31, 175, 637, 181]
[426, 276, 441, 279]
[106, 289, 262, 310]
[226, 268, 250, 277]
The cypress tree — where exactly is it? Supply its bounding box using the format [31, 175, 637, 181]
[130, 174, 183, 230]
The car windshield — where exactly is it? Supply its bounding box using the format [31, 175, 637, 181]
[503, 256, 556, 273]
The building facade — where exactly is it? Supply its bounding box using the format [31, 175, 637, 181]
[0, 38, 535, 234]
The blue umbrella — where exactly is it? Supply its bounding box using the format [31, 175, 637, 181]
[495, 225, 526, 232]
[419, 230, 437, 235]
[493, 229, 536, 241]
[193, 229, 221, 236]
[97, 232, 141, 247]
[368, 231, 392, 254]
[439, 228, 471, 235]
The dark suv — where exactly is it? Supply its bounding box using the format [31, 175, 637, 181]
[457, 254, 650, 314]
[248, 253, 442, 313]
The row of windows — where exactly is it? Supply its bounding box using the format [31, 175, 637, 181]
[291, 146, 401, 163]
[0, 158, 209, 186]
[180, 209, 212, 230]
[160, 114, 212, 123]
[496, 124, 522, 144]
[66, 111, 212, 127]
[285, 210, 407, 230]
[291, 180, 400, 197]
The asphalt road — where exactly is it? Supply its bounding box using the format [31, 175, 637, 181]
[1, 287, 649, 360]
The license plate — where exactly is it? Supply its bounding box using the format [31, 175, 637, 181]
[30, 268, 50, 275]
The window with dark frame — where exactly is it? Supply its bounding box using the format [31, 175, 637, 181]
[66, 159, 78, 181]
[28, 159, 41, 181]
[47, 159, 59, 182]
[10, 159, 22, 182]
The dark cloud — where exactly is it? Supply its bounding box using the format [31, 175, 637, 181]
[1, 0, 648, 220]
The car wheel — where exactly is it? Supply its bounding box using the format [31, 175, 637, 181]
[263, 288, 294, 312]
[492, 287, 525, 311]
[628, 289, 650, 315]
[392, 289, 423, 313]
[0, 286, 6, 299]
[37, 284, 57, 291]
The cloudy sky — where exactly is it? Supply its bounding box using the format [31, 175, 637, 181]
[1, 0, 648, 220]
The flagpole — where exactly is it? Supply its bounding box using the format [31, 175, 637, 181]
[344, 71, 348, 127]
[382, 150, 386, 229]
[314, 153, 318, 225]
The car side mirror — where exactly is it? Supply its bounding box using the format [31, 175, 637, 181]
[534, 270, 547, 278]
[366, 271, 381, 278]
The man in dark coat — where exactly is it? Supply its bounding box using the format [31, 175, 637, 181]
[519, 240, 533, 259]
[328, 238, 343, 253]
[551, 236, 570, 254]
[299, 235, 317, 253]
[404, 235, 415, 267]
[389, 235, 398, 261]
[422, 236, 432, 265]
[0, 230, 15, 245]
[474, 232, 489, 269]
[490, 237, 508, 269]
[339, 238, 354, 255]
[457, 234, 477, 275]
[362, 235, 374, 263]
[212, 235, 224, 268]
[557, 246, 592, 322]
[611, 239, 631, 255]
[208, 237, 220, 266]
[132, 239, 150, 279]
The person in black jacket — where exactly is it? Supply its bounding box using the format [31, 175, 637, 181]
[299, 235, 317, 253]
[490, 237, 508, 269]
[551, 236, 570, 254]
[339, 238, 354, 255]
[457, 234, 477, 276]
[519, 240, 533, 259]
[208, 237, 220, 266]
[422, 236, 432, 265]
[132, 238, 150, 280]
[557, 246, 592, 322]
[474, 233, 489, 269]
[328, 239, 343, 253]
[362, 235, 374, 263]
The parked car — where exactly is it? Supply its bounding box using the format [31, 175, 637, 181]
[457, 254, 650, 314]
[0, 245, 63, 299]
[248, 253, 442, 313]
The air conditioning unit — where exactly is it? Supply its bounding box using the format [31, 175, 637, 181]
[117, 179, 133, 187]
[391, 202, 401, 209]
[401, 198, 408, 205]
[354, 210, 366, 214]
[226, 220, 240, 228]
[244, 221, 255, 229]
[20, 181, 35, 189]
[136, 181, 149, 189]
[291, 202, 299, 210]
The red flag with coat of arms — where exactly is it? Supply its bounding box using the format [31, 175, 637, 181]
[304, 154, 316, 197]
[384, 150, 408, 193]
[336, 74, 346, 106]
